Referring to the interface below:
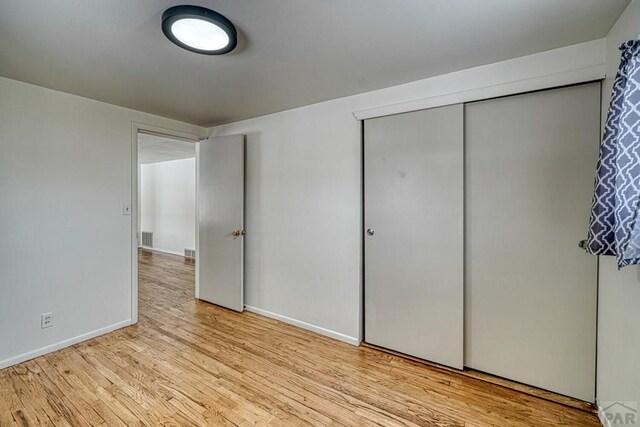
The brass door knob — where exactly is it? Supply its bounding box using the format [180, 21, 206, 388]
[231, 229, 246, 239]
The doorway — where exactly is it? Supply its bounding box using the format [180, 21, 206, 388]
[131, 129, 247, 324]
[137, 131, 198, 312]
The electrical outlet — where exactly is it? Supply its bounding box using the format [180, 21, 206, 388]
[41, 312, 53, 329]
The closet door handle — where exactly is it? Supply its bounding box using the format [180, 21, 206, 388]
[367, 228, 375, 237]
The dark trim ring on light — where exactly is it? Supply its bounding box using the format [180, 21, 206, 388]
[162, 5, 237, 55]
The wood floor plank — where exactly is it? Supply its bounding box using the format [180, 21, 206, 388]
[0, 249, 600, 426]
[41, 352, 129, 427]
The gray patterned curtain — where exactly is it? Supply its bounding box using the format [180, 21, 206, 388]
[586, 39, 640, 268]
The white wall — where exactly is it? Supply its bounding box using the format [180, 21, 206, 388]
[210, 39, 606, 343]
[0, 76, 204, 368]
[140, 158, 196, 256]
[597, 0, 640, 420]
[0, 32, 620, 372]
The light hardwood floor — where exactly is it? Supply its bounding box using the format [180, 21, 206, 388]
[0, 250, 600, 426]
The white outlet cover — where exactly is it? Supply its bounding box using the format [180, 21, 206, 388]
[41, 312, 53, 329]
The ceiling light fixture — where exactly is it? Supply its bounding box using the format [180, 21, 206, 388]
[162, 5, 237, 55]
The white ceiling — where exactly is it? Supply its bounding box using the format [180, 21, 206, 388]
[0, 1, 630, 126]
[138, 133, 195, 164]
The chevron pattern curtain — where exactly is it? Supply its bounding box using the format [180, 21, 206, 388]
[586, 39, 640, 268]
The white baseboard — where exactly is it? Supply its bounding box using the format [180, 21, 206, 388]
[244, 305, 360, 346]
[140, 247, 185, 257]
[0, 319, 132, 370]
[596, 398, 612, 427]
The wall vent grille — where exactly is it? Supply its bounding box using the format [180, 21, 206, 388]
[141, 231, 153, 248]
[184, 248, 196, 258]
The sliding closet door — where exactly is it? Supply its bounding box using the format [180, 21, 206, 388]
[465, 83, 600, 401]
[364, 104, 464, 369]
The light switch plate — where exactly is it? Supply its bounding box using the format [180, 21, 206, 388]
[122, 203, 132, 215]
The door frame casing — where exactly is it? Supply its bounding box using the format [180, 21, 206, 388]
[130, 122, 201, 324]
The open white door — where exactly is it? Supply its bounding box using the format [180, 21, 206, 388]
[196, 135, 245, 312]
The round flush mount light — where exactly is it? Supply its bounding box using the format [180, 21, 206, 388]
[162, 5, 237, 55]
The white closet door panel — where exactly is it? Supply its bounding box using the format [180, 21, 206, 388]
[465, 83, 600, 401]
[365, 104, 464, 369]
